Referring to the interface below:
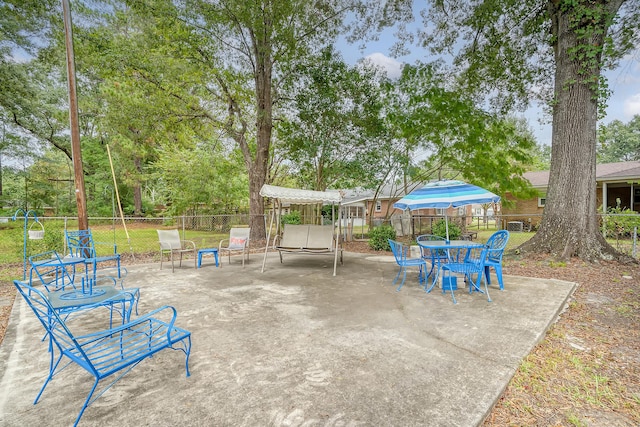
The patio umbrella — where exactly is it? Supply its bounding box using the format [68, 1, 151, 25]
[393, 180, 500, 241]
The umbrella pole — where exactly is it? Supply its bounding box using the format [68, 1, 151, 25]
[445, 215, 450, 243]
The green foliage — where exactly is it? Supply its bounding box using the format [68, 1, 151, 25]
[281, 211, 301, 225]
[368, 225, 396, 251]
[277, 47, 387, 191]
[604, 205, 640, 237]
[598, 116, 640, 163]
[152, 144, 248, 216]
[431, 219, 461, 240]
[28, 228, 65, 254]
[390, 64, 537, 200]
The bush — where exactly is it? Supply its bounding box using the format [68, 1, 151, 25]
[604, 206, 640, 237]
[282, 211, 301, 225]
[368, 225, 396, 251]
[431, 219, 461, 240]
[29, 229, 65, 254]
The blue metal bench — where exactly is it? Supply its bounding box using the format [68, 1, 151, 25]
[14, 280, 192, 427]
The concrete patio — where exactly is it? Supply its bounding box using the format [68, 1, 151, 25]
[0, 251, 576, 426]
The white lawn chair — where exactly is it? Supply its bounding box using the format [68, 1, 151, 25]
[157, 229, 197, 272]
[218, 228, 251, 267]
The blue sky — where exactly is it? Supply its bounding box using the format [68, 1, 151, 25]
[337, 21, 640, 147]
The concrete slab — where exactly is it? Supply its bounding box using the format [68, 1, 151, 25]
[0, 252, 576, 426]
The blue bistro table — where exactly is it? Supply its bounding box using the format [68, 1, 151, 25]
[197, 248, 219, 268]
[417, 240, 484, 292]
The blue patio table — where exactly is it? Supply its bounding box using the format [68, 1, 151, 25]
[197, 248, 219, 268]
[28, 251, 139, 325]
[47, 282, 136, 324]
[417, 240, 484, 293]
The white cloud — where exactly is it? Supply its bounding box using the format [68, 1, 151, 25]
[623, 93, 640, 118]
[362, 53, 403, 79]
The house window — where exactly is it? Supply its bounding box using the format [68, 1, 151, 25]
[538, 197, 546, 207]
[375, 200, 382, 212]
[435, 208, 444, 216]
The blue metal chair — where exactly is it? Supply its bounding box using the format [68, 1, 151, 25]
[28, 250, 77, 291]
[13, 280, 191, 427]
[440, 245, 491, 304]
[483, 230, 510, 290]
[65, 228, 126, 282]
[388, 239, 427, 291]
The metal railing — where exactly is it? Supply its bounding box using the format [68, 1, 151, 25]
[361, 213, 639, 258]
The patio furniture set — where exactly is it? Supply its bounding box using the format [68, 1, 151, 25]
[388, 230, 510, 303]
[389, 179, 509, 303]
[157, 227, 251, 272]
[10, 180, 503, 423]
[13, 228, 192, 426]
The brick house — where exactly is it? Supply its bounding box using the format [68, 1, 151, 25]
[503, 161, 640, 222]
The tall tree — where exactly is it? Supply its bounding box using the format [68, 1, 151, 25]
[124, 0, 366, 239]
[278, 47, 387, 191]
[409, 0, 640, 261]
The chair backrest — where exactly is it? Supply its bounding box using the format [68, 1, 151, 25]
[13, 280, 89, 362]
[280, 224, 309, 248]
[416, 234, 447, 258]
[228, 228, 251, 249]
[66, 229, 97, 258]
[157, 229, 183, 250]
[28, 251, 75, 292]
[485, 230, 510, 263]
[464, 245, 489, 267]
[388, 239, 407, 265]
[416, 234, 445, 243]
[306, 226, 334, 249]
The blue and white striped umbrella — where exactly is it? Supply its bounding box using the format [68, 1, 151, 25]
[393, 180, 500, 240]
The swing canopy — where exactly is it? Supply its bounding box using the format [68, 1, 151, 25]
[259, 184, 342, 205]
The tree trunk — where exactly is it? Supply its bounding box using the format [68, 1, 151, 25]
[246, 29, 273, 242]
[519, 1, 627, 262]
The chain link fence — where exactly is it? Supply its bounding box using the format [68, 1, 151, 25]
[371, 213, 640, 258]
[1, 212, 639, 266]
[0, 215, 268, 266]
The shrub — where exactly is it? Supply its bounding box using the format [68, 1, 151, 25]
[29, 229, 65, 254]
[604, 205, 640, 237]
[368, 225, 396, 251]
[282, 211, 301, 225]
[431, 219, 461, 240]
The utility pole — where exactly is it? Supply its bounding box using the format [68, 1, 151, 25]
[62, 0, 88, 230]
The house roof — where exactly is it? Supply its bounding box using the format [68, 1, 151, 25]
[523, 170, 550, 188]
[341, 182, 427, 206]
[596, 161, 640, 180]
[524, 161, 640, 188]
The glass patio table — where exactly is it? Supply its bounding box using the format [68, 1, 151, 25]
[417, 240, 484, 293]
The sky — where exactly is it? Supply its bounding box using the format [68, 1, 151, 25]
[337, 17, 640, 147]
